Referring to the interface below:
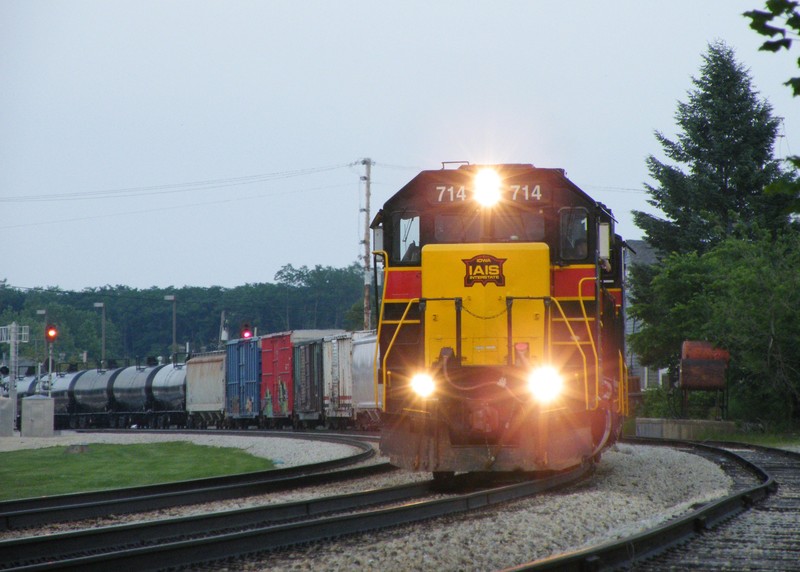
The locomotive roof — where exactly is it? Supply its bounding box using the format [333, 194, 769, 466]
[372, 163, 613, 227]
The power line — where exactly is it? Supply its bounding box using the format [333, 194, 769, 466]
[584, 185, 648, 194]
[1, 163, 352, 204]
[2, 182, 353, 230]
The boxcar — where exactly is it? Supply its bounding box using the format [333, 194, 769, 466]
[260, 330, 344, 428]
[225, 337, 262, 427]
[185, 351, 225, 428]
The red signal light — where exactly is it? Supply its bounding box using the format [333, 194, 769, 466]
[45, 324, 58, 342]
[240, 323, 252, 339]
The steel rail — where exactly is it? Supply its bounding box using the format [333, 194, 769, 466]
[0, 474, 429, 569]
[502, 438, 778, 571]
[0, 433, 377, 531]
[2, 463, 593, 571]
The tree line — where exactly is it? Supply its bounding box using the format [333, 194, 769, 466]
[0, 263, 365, 369]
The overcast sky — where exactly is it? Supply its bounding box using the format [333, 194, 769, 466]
[2, 1, 797, 291]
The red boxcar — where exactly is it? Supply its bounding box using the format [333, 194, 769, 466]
[260, 330, 343, 428]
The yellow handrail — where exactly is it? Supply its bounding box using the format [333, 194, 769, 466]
[618, 351, 629, 415]
[372, 250, 388, 411]
[547, 298, 592, 409]
[380, 298, 420, 411]
[577, 276, 601, 406]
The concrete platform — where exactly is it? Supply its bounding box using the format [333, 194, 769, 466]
[636, 417, 736, 440]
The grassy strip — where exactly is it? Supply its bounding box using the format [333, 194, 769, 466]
[0, 442, 275, 501]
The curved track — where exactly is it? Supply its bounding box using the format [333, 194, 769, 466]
[0, 431, 377, 531]
[505, 439, 799, 571]
[636, 442, 800, 571]
[0, 463, 593, 571]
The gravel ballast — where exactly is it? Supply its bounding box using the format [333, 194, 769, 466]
[0, 432, 735, 570]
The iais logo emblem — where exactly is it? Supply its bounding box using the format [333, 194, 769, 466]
[462, 254, 507, 287]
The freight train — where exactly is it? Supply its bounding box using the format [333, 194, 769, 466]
[1, 330, 380, 431]
[371, 163, 628, 477]
[3, 161, 629, 479]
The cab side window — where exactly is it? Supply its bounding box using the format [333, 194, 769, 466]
[394, 212, 420, 263]
[560, 208, 589, 260]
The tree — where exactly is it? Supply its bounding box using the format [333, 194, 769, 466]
[631, 235, 800, 425]
[704, 235, 800, 425]
[632, 41, 786, 255]
[745, 0, 800, 95]
[629, 41, 800, 424]
[744, 2, 800, 215]
[628, 252, 716, 373]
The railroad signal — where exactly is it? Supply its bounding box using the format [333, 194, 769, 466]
[45, 324, 58, 342]
[240, 323, 252, 339]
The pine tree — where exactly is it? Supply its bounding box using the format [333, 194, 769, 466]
[633, 41, 785, 255]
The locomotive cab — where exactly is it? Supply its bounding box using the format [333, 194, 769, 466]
[372, 163, 626, 474]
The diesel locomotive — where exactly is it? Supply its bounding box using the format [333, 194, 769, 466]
[372, 163, 628, 476]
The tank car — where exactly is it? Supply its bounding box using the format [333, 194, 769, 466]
[69, 367, 123, 427]
[147, 363, 187, 428]
[63, 363, 187, 428]
[372, 163, 628, 476]
[51, 370, 89, 429]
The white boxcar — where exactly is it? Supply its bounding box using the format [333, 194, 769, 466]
[351, 330, 381, 429]
[322, 330, 380, 429]
[186, 351, 225, 428]
[323, 333, 354, 427]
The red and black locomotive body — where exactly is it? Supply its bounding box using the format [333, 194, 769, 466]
[372, 163, 627, 476]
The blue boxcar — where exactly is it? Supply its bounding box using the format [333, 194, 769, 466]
[226, 337, 262, 425]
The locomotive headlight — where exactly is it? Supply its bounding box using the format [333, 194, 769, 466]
[410, 373, 435, 398]
[527, 366, 563, 403]
[474, 168, 502, 207]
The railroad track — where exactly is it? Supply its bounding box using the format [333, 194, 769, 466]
[506, 440, 800, 571]
[0, 463, 593, 571]
[0, 432, 377, 531]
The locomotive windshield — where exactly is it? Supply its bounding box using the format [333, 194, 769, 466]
[434, 211, 545, 243]
[390, 205, 548, 264]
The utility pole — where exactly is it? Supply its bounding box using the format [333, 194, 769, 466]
[93, 302, 105, 368]
[164, 295, 177, 362]
[360, 158, 373, 330]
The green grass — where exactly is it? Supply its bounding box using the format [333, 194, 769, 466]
[0, 442, 275, 501]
